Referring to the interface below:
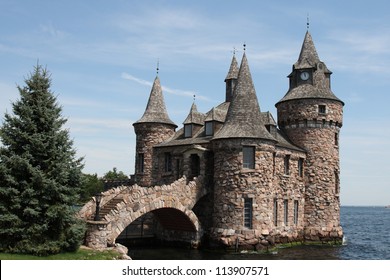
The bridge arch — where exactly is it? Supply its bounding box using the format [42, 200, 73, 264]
[106, 195, 201, 245]
[80, 176, 208, 249]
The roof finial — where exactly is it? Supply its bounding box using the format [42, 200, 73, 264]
[243, 42, 246, 52]
[307, 13, 310, 30]
[193, 94, 196, 102]
[156, 59, 160, 75]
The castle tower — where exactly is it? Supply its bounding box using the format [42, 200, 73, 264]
[133, 75, 177, 187]
[275, 31, 344, 242]
[211, 52, 276, 245]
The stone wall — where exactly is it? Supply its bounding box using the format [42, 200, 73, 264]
[210, 138, 306, 249]
[277, 99, 343, 242]
[133, 123, 176, 187]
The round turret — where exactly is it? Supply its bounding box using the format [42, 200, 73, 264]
[133, 76, 177, 187]
[275, 31, 344, 242]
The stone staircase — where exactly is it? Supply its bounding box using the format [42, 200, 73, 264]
[98, 196, 124, 219]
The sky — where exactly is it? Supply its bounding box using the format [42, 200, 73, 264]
[0, 0, 389, 206]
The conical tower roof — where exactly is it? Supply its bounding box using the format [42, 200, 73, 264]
[294, 31, 320, 69]
[276, 31, 344, 106]
[134, 76, 177, 127]
[225, 54, 239, 81]
[214, 53, 275, 140]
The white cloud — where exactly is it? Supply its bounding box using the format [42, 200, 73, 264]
[121, 72, 211, 101]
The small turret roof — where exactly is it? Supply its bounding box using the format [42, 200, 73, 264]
[134, 76, 177, 127]
[183, 102, 205, 125]
[225, 54, 239, 81]
[213, 53, 275, 141]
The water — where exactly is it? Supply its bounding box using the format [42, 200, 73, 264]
[127, 206, 390, 260]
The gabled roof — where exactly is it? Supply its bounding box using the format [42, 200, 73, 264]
[261, 111, 277, 126]
[213, 53, 275, 141]
[183, 102, 205, 125]
[225, 55, 239, 81]
[205, 102, 229, 123]
[134, 76, 177, 127]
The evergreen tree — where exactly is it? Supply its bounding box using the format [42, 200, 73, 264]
[0, 65, 86, 255]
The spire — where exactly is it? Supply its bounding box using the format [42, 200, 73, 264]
[225, 53, 239, 102]
[294, 31, 320, 69]
[134, 76, 177, 127]
[214, 53, 275, 141]
[225, 54, 239, 81]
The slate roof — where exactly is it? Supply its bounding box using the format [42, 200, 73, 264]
[133, 76, 177, 127]
[225, 55, 239, 81]
[294, 31, 321, 70]
[183, 102, 206, 125]
[153, 53, 304, 153]
[213, 53, 276, 141]
[276, 31, 344, 106]
[204, 102, 229, 123]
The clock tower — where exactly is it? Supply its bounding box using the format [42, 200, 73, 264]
[276, 31, 345, 243]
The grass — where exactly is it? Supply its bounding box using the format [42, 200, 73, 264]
[0, 247, 123, 260]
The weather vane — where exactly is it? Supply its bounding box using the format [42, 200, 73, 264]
[307, 13, 310, 30]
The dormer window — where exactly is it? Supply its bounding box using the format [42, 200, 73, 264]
[184, 124, 192, 138]
[205, 121, 213, 136]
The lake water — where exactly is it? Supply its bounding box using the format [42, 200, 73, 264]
[127, 206, 390, 260]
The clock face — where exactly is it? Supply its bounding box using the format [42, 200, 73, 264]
[300, 71, 310, 81]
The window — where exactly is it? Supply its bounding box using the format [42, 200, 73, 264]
[244, 198, 253, 229]
[273, 198, 278, 226]
[319, 105, 326, 114]
[335, 170, 340, 195]
[298, 158, 304, 177]
[164, 152, 172, 172]
[335, 133, 339, 146]
[284, 199, 289, 226]
[205, 121, 213, 136]
[294, 200, 299, 225]
[184, 124, 192, 138]
[243, 146, 255, 169]
[175, 159, 181, 179]
[138, 153, 144, 173]
[272, 152, 276, 175]
[284, 155, 290, 175]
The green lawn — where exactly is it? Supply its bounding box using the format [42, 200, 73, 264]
[0, 247, 122, 260]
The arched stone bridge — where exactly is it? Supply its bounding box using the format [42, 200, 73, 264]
[78, 176, 208, 249]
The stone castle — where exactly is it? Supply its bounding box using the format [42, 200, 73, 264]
[131, 30, 344, 248]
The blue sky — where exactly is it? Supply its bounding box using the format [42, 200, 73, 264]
[0, 0, 389, 206]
